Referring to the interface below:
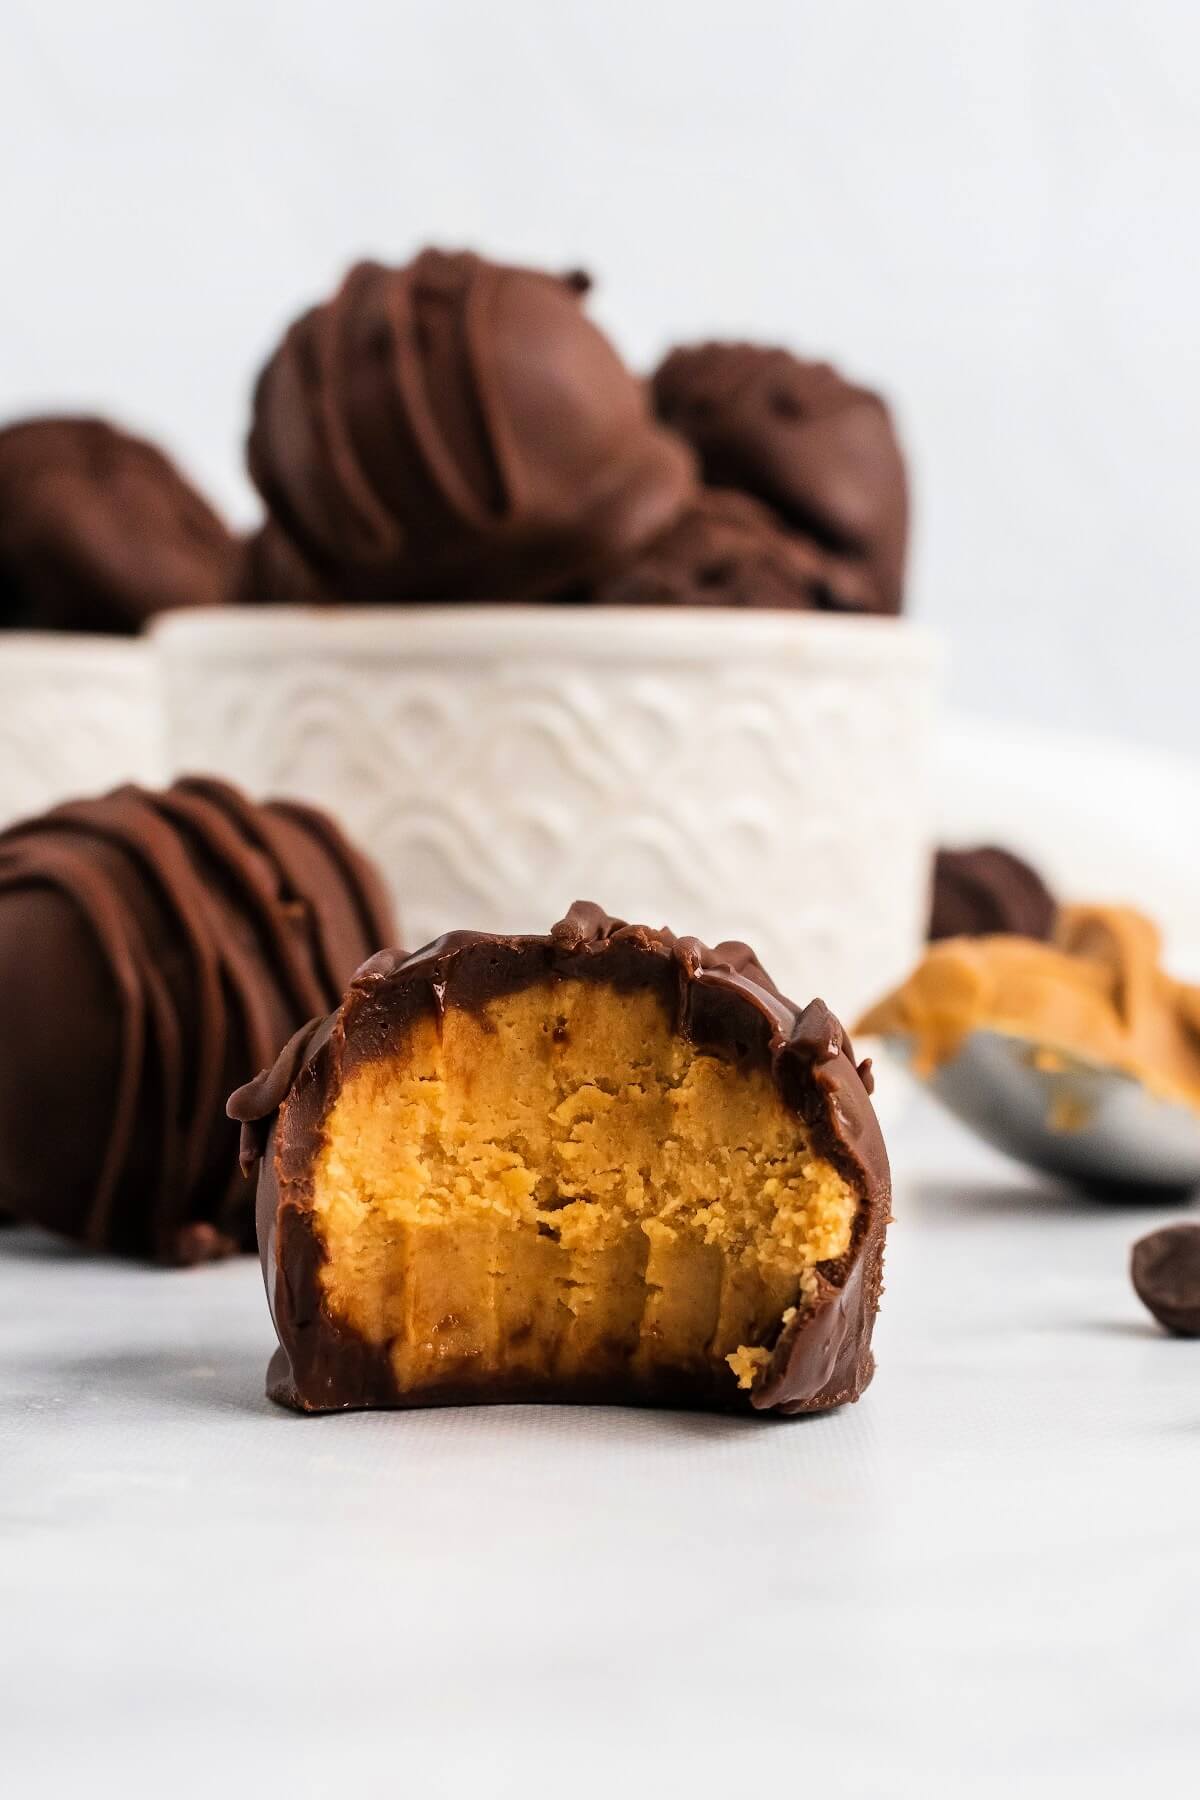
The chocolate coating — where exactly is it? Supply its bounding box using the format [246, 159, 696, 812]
[0, 779, 395, 1263]
[652, 342, 908, 613]
[1131, 1225, 1200, 1337]
[568, 487, 875, 611]
[0, 416, 238, 633]
[930, 846, 1058, 942]
[231, 901, 890, 1417]
[232, 519, 329, 605]
[247, 250, 696, 603]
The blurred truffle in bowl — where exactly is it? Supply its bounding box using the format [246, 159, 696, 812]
[242, 249, 696, 604]
[0, 415, 238, 633]
[0, 777, 395, 1262]
[0, 413, 240, 824]
[652, 341, 908, 615]
[232, 518, 329, 605]
[561, 487, 879, 612]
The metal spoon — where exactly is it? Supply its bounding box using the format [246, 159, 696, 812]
[886, 1028, 1200, 1193]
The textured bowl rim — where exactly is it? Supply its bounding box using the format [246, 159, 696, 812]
[0, 632, 154, 673]
[151, 604, 943, 670]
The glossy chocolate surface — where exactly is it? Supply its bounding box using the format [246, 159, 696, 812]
[0, 779, 394, 1262]
[566, 487, 867, 611]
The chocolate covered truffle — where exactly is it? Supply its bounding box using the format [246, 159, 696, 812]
[929, 845, 1058, 942]
[232, 518, 329, 605]
[1131, 1225, 1200, 1337]
[231, 903, 889, 1416]
[0, 416, 238, 633]
[652, 342, 908, 613]
[247, 250, 696, 603]
[571, 487, 876, 611]
[0, 779, 395, 1263]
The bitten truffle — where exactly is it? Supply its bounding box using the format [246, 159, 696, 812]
[0, 416, 238, 633]
[231, 903, 890, 1416]
[246, 250, 696, 603]
[929, 845, 1058, 942]
[652, 342, 908, 613]
[0, 779, 395, 1263]
[567, 487, 873, 611]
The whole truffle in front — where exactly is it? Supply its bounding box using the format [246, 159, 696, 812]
[0, 779, 395, 1263]
[652, 341, 908, 614]
[0, 416, 238, 633]
[231, 904, 890, 1416]
[246, 250, 696, 603]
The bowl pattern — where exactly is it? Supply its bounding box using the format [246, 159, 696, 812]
[0, 637, 164, 828]
[155, 609, 937, 1022]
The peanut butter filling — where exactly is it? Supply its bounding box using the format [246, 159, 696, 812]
[309, 978, 858, 1398]
[858, 904, 1200, 1112]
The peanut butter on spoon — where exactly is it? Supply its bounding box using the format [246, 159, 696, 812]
[858, 905, 1200, 1115]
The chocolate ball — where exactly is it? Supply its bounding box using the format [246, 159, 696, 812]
[929, 846, 1058, 942]
[0, 779, 395, 1262]
[652, 342, 908, 614]
[247, 250, 696, 603]
[232, 519, 329, 605]
[1131, 1225, 1200, 1336]
[571, 487, 877, 611]
[0, 417, 238, 633]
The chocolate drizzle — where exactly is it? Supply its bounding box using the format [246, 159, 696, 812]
[245, 249, 696, 603]
[0, 780, 395, 1263]
[232, 902, 890, 1416]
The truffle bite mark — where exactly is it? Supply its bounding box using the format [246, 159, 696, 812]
[234, 905, 890, 1415]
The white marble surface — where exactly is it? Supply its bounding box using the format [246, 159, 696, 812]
[3, 1100, 1198, 1799]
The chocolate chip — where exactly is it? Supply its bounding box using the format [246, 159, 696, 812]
[1131, 1224, 1200, 1336]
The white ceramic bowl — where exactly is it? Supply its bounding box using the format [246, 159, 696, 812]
[153, 606, 940, 1023]
[0, 634, 165, 829]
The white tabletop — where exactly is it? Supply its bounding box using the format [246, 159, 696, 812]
[3, 1098, 1198, 1800]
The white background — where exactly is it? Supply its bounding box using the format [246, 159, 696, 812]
[1, 0, 1197, 756]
